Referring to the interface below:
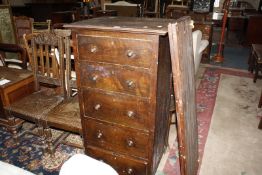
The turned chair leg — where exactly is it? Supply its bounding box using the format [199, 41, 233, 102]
[258, 91, 262, 130]
[259, 91, 262, 108]
[45, 128, 55, 156]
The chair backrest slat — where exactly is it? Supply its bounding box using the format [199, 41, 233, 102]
[54, 29, 75, 98]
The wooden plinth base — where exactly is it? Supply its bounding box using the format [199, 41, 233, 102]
[212, 54, 224, 63]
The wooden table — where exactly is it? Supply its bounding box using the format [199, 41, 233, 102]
[0, 67, 34, 132]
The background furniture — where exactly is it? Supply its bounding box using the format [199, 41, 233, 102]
[13, 16, 34, 45]
[0, 67, 34, 133]
[0, 43, 27, 69]
[32, 20, 51, 33]
[65, 17, 173, 175]
[94, 10, 118, 17]
[259, 90, 262, 129]
[246, 15, 262, 45]
[165, 5, 190, 18]
[104, 1, 140, 17]
[251, 44, 262, 82]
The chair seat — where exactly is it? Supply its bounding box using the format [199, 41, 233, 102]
[6, 89, 64, 122]
[44, 96, 81, 133]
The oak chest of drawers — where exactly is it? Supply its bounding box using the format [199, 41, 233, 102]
[65, 17, 173, 175]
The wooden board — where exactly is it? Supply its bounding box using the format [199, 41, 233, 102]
[168, 16, 199, 175]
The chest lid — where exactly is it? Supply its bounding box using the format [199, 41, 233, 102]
[64, 16, 176, 35]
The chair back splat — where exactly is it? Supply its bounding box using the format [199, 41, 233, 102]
[31, 32, 66, 96]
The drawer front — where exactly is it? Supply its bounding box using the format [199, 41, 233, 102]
[82, 89, 150, 130]
[79, 62, 151, 97]
[83, 118, 150, 158]
[86, 146, 148, 175]
[77, 34, 155, 68]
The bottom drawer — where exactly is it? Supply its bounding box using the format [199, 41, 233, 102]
[86, 146, 149, 175]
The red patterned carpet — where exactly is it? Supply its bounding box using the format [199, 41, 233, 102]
[158, 66, 254, 175]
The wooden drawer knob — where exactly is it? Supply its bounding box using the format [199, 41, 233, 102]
[126, 50, 136, 58]
[94, 104, 101, 110]
[91, 75, 99, 81]
[126, 80, 135, 89]
[97, 131, 103, 139]
[90, 45, 98, 53]
[127, 168, 134, 175]
[127, 111, 135, 118]
[127, 139, 134, 147]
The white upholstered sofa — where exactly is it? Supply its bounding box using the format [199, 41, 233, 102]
[0, 161, 35, 175]
[192, 30, 209, 74]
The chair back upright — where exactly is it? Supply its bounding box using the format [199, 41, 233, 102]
[31, 32, 66, 96]
[54, 29, 76, 98]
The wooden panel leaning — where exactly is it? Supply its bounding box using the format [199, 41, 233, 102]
[168, 16, 198, 175]
[4, 32, 66, 140]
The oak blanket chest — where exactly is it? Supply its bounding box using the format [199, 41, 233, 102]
[65, 17, 174, 175]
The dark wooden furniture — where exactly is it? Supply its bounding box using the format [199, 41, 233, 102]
[246, 15, 262, 45]
[13, 16, 34, 45]
[249, 44, 262, 82]
[65, 17, 173, 175]
[25, 2, 80, 22]
[165, 5, 190, 18]
[193, 21, 213, 63]
[104, 1, 140, 17]
[258, 90, 262, 130]
[168, 16, 198, 175]
[0, 67, 34, 131]
[94, 10, 118, 17]
[0, 43, 27, 69]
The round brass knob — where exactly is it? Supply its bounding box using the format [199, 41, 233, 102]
[91, 75, 98, 81]
[97, 131, 103, 139]
[127, 139, 134, 147]
[126, 80, 135, 89]
[127, 50, 135, 58]
[127, 111, 135, 118]
[127, 168, 134, 174]
[94, 104, 101, 110]
[90, 45, 97, 53]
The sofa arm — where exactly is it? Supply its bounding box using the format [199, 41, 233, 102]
[199, 40, 209, 54]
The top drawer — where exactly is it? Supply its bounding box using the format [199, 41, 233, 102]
[77, 34, 155, 68]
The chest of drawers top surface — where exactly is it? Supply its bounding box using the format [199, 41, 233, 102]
[64, 16, 175, 35]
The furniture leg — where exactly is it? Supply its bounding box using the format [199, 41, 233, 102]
[248, 49, 254, 73]
[259, 91, 262, 108]
[45, 128, 55, 157]
[254, 63, 258, 83]
[258, 91, 262, 130]
[258, 119, 262, 130]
